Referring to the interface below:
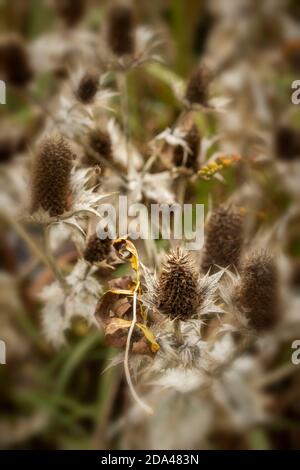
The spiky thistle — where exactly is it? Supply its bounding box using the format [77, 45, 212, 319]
[201, 205, 243, 274]
[185, 65, 211, 107]
[0, 129, 26, 163]
[0, 34, 33, 87]
[157, 248, 201, 321]
[107, 4, 135, 57]
[83, 234, 112, 264]
[236, 252, 280, 332]
[54, 0, 86, 27]
[173, 124, 200, 170]
[275, 126, 300, 161]
[75, 71, 99, 104]
[88, 128, 113, 161]
[30, 135, 74, 217]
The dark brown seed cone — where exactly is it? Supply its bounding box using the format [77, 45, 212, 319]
[0, 131, 27, 164]
[76, 72, 99, 104]
[201, 205, 243, 274]
[275, 126, 300, 161]
[31, 136, 73, 217]
[83, 235, 112, 263]
[0, 35, 33, 87]
[88, 128, 112, 160]
[185, 66, 211, 106]
[0, 136, 15, 164]
[173, 124, 200, 170]
[54, 0, 86, 27]
[157, 248, 200, 321]
[107, 5, 135, 56]
[236, 252, 280, 332]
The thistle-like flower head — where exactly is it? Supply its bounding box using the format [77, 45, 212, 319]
[88, 128, 113, 161]
[201, 205, 244, 273]
[83, 234, 112, 264]
[185, 65, 211, 107]
[107, 4, 135, 57]
[31, 135, 74, 217]
[236, 252, 280, 332]
[0, 34, 33, 87]
[157, 248, 202, 321]
[75, 71, 100, 104]
[53, 0, 86, 27]
[275, 125, 300, 161]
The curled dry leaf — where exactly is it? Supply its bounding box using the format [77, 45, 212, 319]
[95, 275, 159, 354]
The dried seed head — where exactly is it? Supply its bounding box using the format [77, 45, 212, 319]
[84, 234, 112, 263]
[54, 0, 86, 27]
[88, 128, 113, 161]
[173, 124, 200, 170]
[107, 4, 135, 56]
[157, 247, 200, 321]
[0, 35, 33, 87]
[0, 130, 26, 163]
[0, 136, 15, 164]
[75, 71, 99, 104]
[31, 136, 74, 217]
[201, 205, 243, 274]
[236, 252, 280, 332]
[275, 126, 300, 161]
[185, 66, 211, 106]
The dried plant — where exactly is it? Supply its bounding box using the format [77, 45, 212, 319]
[201, 205, 244, 273]
[0, 0, 299, 452]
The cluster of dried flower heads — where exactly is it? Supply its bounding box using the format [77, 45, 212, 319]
[1, 0, 300, 451]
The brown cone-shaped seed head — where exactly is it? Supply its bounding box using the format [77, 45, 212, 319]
[54, 0, 86, 27]
[0, 35, 33, 87]
[107, 5, 135, 56]
[76, 71, 99, 104]
[236, 252, 280, 332]
[157, 247, 200, 321]
[88, 128, 112, 160]
[185, 66, 211, 106]
[275, 126, 300, 161]
[31, 136, 73, 217]
[83, 235, 112, 263]
[201, 205, 243, 273]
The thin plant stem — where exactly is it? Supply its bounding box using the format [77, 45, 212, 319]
[255, 361, 300, 389]
[173, 318, 183, 343]
[118, 71, 133, 177]
[178, 177, 187, 206]
[124, 290, 153, 415]
[43, 225, 68, 291]
[3, 213, 50, 270]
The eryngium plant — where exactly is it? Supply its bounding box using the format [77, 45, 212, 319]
[75, 71, 99, 104]
[31, 135, 74, 217]
[201, 205, 243, 273]
[173, 123, 200, 170]
[236, 252, 280, 332]
[54, 0, 86, 27]
[275, 125, 300, 161]
[83, 234, 112, 264]
[88, 128, 113, 161]
[157, 247, 201, 321]
[0, 34, 33, 87]
[107, 4, 135, 56]
[185, 65, 211, 107]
